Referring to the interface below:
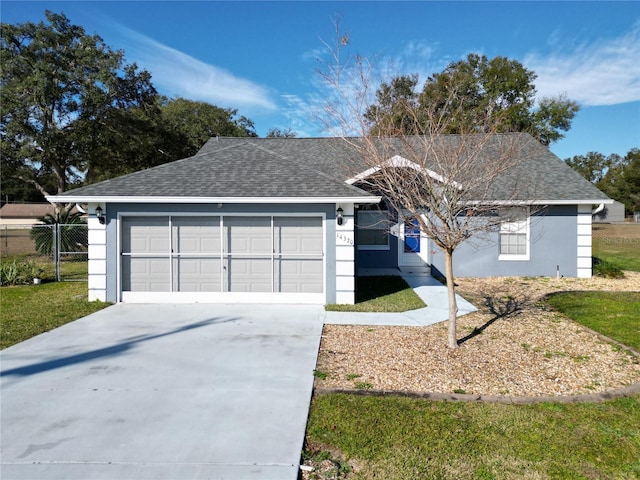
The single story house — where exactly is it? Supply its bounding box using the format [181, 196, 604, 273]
[0, 203, 58, 226]
[47, 134, 612, 305]
[0, 203, 83, 227]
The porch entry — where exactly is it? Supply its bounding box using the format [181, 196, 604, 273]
[397, 216, 430, 273]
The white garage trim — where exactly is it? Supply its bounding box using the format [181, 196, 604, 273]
[117, 212, 326, 304]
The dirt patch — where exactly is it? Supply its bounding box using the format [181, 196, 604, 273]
[593, 222, 640, 238]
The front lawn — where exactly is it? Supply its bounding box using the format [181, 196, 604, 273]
[305, 280, 640, 479]
[1, 281, 109, 349]
[306, 393, 640, 479]
[325, 276, 425, 312]
[593, 223, 640, 272]
[546, 291, 640, 351]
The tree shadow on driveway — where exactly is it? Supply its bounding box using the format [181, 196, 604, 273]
[1, 316, 239, 379]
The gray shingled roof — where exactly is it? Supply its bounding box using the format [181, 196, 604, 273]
[55, 140, 372, 199]
[53, 134, 610, 203]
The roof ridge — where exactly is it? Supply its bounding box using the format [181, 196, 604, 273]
[248, 140, 370, 197]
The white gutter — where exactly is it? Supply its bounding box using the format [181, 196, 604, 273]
[464, 199, 615, 206]
[592, 203, 605, 215]
[46, 195, 382, 205]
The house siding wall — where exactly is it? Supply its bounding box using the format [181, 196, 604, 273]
[103, 203, 342, 303]
[431, 205, 582, 278]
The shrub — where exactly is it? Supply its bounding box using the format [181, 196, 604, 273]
[0, 259, 42, 286]
[593, 257, 624, 279]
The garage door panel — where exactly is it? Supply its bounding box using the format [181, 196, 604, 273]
[122, 217, 169, 254]
[122, 257, 170, 292]
[174, 258, 221, 292]
[227, 258, 271, 292]
[275, 258, 322, 293]
[225, 217, 271, 254]
[173, 217, 221, 253]
[275, 217, 322, 255]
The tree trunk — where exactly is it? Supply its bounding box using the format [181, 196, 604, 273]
[444, 248, 459, 349]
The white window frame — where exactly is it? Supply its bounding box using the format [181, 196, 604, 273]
[357, 209, 390, 251]
[498, 207, 530, 261]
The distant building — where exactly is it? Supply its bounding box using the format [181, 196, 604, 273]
[0, 203, 82, 226]
[0, 203, 57, 226]
[592, 201, 626, 223]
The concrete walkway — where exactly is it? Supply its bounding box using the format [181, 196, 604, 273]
[324, 274, 477, 326]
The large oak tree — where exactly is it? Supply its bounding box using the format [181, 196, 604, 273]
[1, 11, 160, 206]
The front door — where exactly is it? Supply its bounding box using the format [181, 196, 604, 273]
[398, 217, 429, 268]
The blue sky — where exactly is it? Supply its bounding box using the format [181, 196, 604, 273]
[2, 1, 639, 160]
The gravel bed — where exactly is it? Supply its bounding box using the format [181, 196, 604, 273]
[314, 273, 640, 397]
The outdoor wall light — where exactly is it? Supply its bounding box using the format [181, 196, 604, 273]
[95, 206, 105, 225]
[336, 207, 344, 226]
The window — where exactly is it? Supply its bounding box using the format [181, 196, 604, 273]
[499, 207, 529, 260]
[357, 209, 389, 250]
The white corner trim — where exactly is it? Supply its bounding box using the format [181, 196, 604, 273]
[576, 205, 593, 278]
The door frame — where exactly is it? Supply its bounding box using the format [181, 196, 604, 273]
[397, 215, 430, 268]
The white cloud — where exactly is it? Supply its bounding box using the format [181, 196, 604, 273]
[524, 23, 640, 106]
[115, 25, 276, 111]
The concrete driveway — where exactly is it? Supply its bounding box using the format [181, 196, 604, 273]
[1, 304, 324, 480]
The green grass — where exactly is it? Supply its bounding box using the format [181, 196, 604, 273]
[592, 224, 640, 272]
[1, 281, 109, 349]
[325, 276, 425, 312]
[307, 274, 640, 479]
[306, 393, 640, 479]
[546, 291, 640, 351]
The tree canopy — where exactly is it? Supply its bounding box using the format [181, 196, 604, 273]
[594, 149, 640, 214]
[161, 98, 257, 156]
[266, 127, 298, 138]
[319, 23, 541, 348]
[1, 12, 260, 203]
[1, 11, 159, 200]
[365, 54, 579, 145]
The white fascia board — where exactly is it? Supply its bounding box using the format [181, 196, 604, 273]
[465, 199, 614, 206]
[46, 195, 382, 205]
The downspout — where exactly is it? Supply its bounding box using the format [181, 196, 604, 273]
[592, 203, 605, 215]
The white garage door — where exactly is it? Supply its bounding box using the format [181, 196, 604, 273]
[121, 215, 324, 303]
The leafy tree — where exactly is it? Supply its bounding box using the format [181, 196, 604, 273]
[266, 127, 298, 138]
[598, 148, 640, 214]
[366, 54, 579, 145]
[161, 98, 257, 158]
[364, 74, 420, 134]
[565, 152, 614, 184]
[1, 11, 159, 203]
[319, 21, 540, 349]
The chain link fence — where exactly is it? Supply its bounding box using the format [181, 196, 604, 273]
[1, 224, 88, 281]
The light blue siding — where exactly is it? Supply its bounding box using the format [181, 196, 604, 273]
[431, 205, 580, 278]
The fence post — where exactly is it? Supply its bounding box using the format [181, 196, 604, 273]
[54, 224, 60, 281]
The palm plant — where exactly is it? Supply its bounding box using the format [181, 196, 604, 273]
[30, 210, 88, 255]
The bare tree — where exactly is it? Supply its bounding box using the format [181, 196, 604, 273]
[317, 18, 536, 348]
